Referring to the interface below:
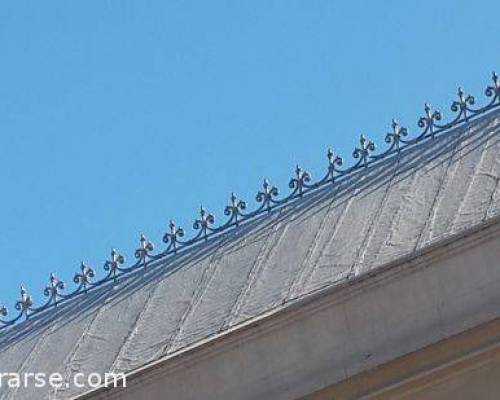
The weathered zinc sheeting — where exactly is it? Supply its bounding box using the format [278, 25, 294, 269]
[1, 111, 499, 399]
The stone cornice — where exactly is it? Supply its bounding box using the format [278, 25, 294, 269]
[76, 213, 500, 399]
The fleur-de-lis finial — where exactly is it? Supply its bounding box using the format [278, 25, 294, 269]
[418, 103, 442, 137]
[74, 262, 95, 291]
[325, 148, 343, 182]
[289, 165, 311, 196]
[353, 134, 376, 167]
[256, 179, 279, 211]
[485, 71, 500, 104]
[385, 119, 408, 151]
[15, 286, 33, 319]
[104, 248, 126, 280]
[163, 220, 185, 253]
[43, 273, 65, 305]
[193, 206, 215, 239]
[224, 193, 246, 225]
[451, 87, 475, 120]
[134, 235, 154, 266]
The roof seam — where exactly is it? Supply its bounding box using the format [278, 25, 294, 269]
[354, 155, 403, 275]
[413, 126, 466, 251]
[51, 290, 116, 398]
[451, 132, 494, 233]
[284, 190, 340, 301]
[222, 212, 287, 329]
[163, 236, 230, 355]
[300, 188, 355, 292]
[107, 276, 167, 374]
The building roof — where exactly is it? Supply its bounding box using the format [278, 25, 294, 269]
[1, 76, 500, 399]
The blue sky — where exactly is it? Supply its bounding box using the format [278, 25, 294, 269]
[0, 1, 498, 309]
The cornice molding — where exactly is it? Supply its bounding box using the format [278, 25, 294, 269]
[76, 213, 500, 399]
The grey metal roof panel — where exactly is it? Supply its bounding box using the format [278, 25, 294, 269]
[0, 109, 499, 399]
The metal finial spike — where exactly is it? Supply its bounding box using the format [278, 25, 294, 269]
[485, 71, 500, 104]
[418, 103, 442, 137]
[385, 119, 408, 151]
[20, 285, 29, 300]
[104, 248, 126, 279]
[324, 147, 343, 183]
[451, 87, 475, 120]
[193, 206, 215, 239]
[352, 134, 375, 167]
[111, 248, 125, 266]
[256, 178, 279, 211]
[327, 148, 342, 166]
[494, 72, 498, 88]
[139, 233, 153, 251]
[224, 192, 247, 224]
[15, 285, 33, 318]
[44, 272, 65, 304]
[289, 164, 311, 195]
[135, 235, 154, 265]
[163, 220, 185, 252]
[74, 262, 95, 290]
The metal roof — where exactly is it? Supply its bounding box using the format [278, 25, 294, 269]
[1, 74, 499, 399]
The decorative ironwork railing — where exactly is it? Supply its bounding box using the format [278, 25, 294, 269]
[1, 71, 499, 331]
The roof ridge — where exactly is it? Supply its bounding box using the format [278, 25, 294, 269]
[1, 71, 499, 332]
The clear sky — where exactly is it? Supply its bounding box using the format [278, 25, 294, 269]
[0, 1, 498, 309]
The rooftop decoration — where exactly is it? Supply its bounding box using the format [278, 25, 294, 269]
[1, 71, 499, 331]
